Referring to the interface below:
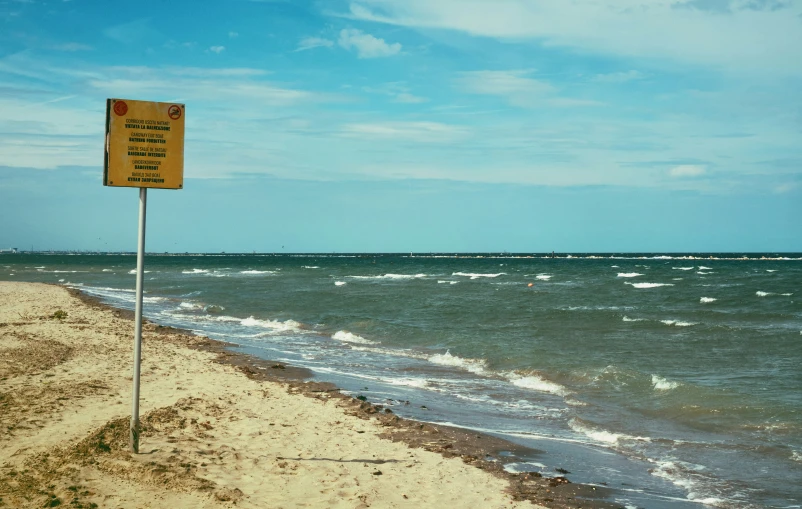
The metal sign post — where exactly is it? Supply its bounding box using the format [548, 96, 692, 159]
[130, 187, 147, 452]
[103, 98, 185, 453]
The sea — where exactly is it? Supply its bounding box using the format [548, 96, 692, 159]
[2, 253, 800, 509]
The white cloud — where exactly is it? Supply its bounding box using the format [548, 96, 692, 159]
[339, 121, 468, 142]
[343, 0, 802, 75]
[362, 82, 428, 103]
[455, 70, 554, 107]
[229, 31, 239, 38]
[103, 19, 160, 45]
[592, 70, 645, 83]
[296, 36, 334, 52]
[338, 29, 401, 58]
[51, 43, 93, 52]
[669, 164, 707, 177]
[548, 97, 604, 107]
[209, 46, 225, 54]
[394, 92, 427, 103]
[773, 182, 798, 193]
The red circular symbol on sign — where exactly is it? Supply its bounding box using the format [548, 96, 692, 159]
[168, 105, 182, 120]
[113, 101, 128, 116]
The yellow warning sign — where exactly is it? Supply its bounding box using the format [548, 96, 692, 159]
[104, 98, 185, 189]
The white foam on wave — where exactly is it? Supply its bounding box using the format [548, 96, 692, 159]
[78, 285, 136, 294]
[568, 419, 650, 445]
[348, 273, 427, 280]
[334, 281, 346, 286]
[650, 459, 726, 508]
[332, 330, 378, 345]
[611, 265, 619, 268]
[617, 272, 643, 278]
[240, 316, 302, 333]
[766, 269, 777, 272]
[240, 270, 275, 275]
[182, 268, 208, 274]
[673, 267, 694, 271]
[536, 274, 552, 281]
[386, 377, 429, 389]
[698, 266, 712, 270]
[756, 291, 772, 297]
[349, 345, 429, 361]
[102, 269, 112, 272]
[791, 450, 802, 462]
[652, 375, 680, 390]
[428, 350, 486, 375]
[697, 271, 711, 275]
[452, 272, 505, 279]
[700, 297, 717, 303]
[661, 320, 696, 327]
[127, 269, 151, 274]
[503, 462, 548, 474]
[622, 316, 646, 322]
[179, 302, 203, 310]
[626, 282, 674, 289]
[302, 266, 320, 269]
[507, 373, 567, 396]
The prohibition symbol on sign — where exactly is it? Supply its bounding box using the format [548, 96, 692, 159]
[113, 101, 128, 116]
[168, 105, 182, 120]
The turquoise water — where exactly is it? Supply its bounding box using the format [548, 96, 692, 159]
[2, 253, 800, 508]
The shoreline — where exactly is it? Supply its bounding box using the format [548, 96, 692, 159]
[2, 282, 617, 508]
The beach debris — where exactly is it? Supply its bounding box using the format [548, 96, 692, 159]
[214, 487, 244, 502]
[371, 470, 382, 475]
[548, 476, 571, 487]
[51, 310, 68, 320]
[44, 494, 62, 507]
[555, 467, 571, 474]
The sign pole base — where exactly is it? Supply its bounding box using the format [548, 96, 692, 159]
[130, 187, 147, 453]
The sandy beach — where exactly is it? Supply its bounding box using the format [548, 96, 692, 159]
[0, 282, 597, 508]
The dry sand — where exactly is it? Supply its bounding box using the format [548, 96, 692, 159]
[0, 282, 554, 508]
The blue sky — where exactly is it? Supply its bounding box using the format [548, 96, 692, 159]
[1, 0, 800, 252]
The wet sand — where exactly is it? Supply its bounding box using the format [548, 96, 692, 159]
[1, 282, 613, 508]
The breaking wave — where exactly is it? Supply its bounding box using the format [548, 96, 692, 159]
[348, 273, 427, 280]
[428, 350, 487, 374]
[332, 330, 379, 345]
[661, 320, 696, 327]
[452, 272, 505, 279]
[652, 375, 680, 390]
[506, 373, 568, 396]
[626, 282, 674, 289]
